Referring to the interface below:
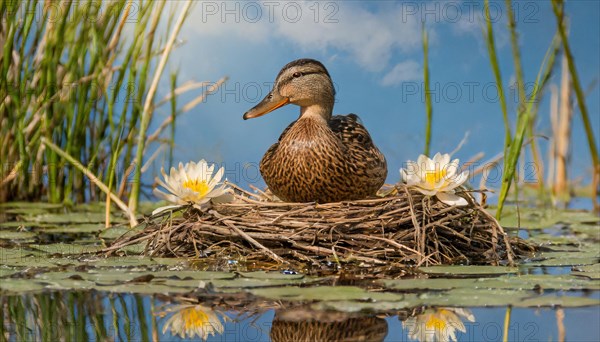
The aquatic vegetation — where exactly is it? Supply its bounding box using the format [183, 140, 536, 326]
[152, 159, 231, 215]
[0, 0, 225, 219]
[400, 153, 469, 206]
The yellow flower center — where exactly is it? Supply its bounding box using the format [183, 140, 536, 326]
[424, 169, 447, 186]
[425, 311, 449, 331]
[182, 179, 210, 197]
[181, 307, 210, 330]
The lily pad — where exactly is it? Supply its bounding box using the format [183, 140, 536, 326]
[572, 264, 600, 280]
[492, 207, 599, 229]
[524, 251, 599, 266]
[250, 286, 405, 302]
[514, 295, 600, 308]
[0, 279, 46, 293]
[211, 276, 315, 289]
[24, 212, 123, 224]
[3, 208, 50, 215]
[419, 266, 519, 276]
[239, 271, 305, 280]
[418, 288, 528, 307]
[310, 298, 418, 312]
[382, 278, 476, 291]
[0, 231, 37, 240]
[0, 221, 58, 229]
[98, 225, 142, 240]
[94, 283, 191, 294]
[30, 243, 102, 255]
[42, 223, 105, 233]
[150, 270, 235, 280]
[475, 274, 600, 291]
[0, 202, 63, 210]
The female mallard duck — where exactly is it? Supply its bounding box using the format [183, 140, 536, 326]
[243, 58, 387, 203]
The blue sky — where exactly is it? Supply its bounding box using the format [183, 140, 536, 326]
[146, 1, 599, 197]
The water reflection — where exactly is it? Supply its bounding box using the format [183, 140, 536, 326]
[1, 291, 598, 341]
[159, 303, 228, 340]
[401, 307, 475, 342]
[270, 308, 387, 341]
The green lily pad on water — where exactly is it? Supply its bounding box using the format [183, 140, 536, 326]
[250, 286, 405, 302]
[382, 278, 475, 291]
[0, 231, 36, 240]
[41, 223, 105, 234]
[30, 243, 102, 255]
[238, 271, 305, 280]
[310, 298, 417, 312]
[475, 274, 600, 291]
[0, 221, 58, 229]
[150, 270, 235, 280]
[572, 264, 600, 280]
[89, 256, 185, 268]
[3, 208, 51, 215]
[0, 202, 63, 210]
[419, 265, 519, 276]
[94, 283, 192, 294]
[210, 276, 316, 289]
[0, 279, 46, 294]
[524, 250, 599, 267]
[98, 225, 142, 240]
[514, 295, 600, 308]
[418, 288, 529, 307]
[24, 212, 124, 224]
[491, 207, 599, 229]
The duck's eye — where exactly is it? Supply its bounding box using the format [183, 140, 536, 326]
[268, 93, 273, 99]
[292, 72, 302, 78]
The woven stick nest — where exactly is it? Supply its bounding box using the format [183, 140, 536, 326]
[106, 184, 534, 268]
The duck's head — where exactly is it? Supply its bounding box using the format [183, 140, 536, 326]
[243, 58, 335, 120]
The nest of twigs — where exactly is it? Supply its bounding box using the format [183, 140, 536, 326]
[107, 184, 534, 268]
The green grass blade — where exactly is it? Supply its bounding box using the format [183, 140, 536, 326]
[422, 22, 432, 157]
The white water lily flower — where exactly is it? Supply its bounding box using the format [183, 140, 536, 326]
[152, 159, 231, 215]
[400, 153, 469, 206]
[161, 304, 227, 340]
[403, 307, 475, 342]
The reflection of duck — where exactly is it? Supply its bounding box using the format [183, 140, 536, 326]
[270, 308, 388, 342]
[244, 59, 387, 203]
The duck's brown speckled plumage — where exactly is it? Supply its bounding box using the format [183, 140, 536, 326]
[243, 59, 387, 203]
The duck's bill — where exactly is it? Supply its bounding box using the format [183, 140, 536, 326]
[243, 93, 290, 120]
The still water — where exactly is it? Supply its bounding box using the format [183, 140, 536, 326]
[2, 291, 599, 341]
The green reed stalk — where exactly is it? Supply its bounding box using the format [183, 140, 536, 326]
[129, 0, 193, 213]
[41, 137, 138, 226]
[505, 0, 547, 191]
[483, 0, 511, 157]
[422, 22, 433, 157]
[496, 42, 556, 219]
[169, 72, 178, 168]
[551, 0, 600, 198]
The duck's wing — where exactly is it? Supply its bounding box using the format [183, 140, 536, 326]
[329, 114, 375, 147]
[329, 113, 387, 181]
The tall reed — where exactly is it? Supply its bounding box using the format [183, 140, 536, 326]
[551, 0, 600, 209]
[0, 1, 219, 217]
[484, 0, 562, 218]
[422, 22, 432, 157]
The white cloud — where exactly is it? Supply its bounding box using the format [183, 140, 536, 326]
[381, 60, 422, 86]
[181, 1, 423, 73]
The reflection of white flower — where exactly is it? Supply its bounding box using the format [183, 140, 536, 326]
[161, 304, 227, 340]
[400, 153, 469, 206]
[152, 160, 231, 215]
[403, 307, 475, 342]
